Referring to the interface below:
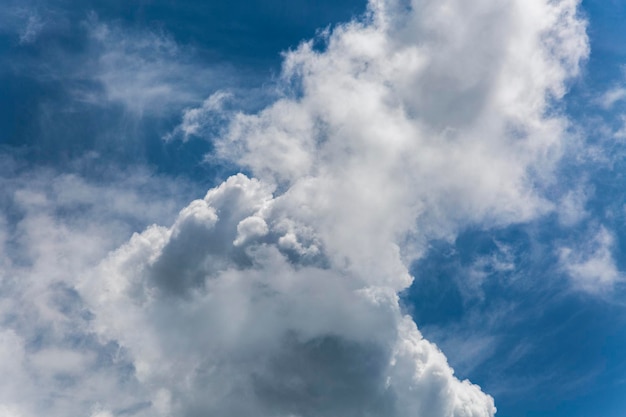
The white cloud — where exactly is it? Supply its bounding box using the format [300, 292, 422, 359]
[599, 86, 626, 110]
[213, 0, 588, 261]
[79, 173, 496, 417]
[0, 163, 196, 417]
[0, 0, 590, 415]
[81, 18, 203, 115]
[597, 76, 626, 139]
[29, 348, 95, 376]
[68, 17, 242, 118]
[614, 115, 626, 140]
[0, 404, 26, 417]
[559, 226, 622, 293]
[89, 410, 114, 417]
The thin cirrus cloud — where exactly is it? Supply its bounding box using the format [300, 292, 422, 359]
[0, 0, 601, 417]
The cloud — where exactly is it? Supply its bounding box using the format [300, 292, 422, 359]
[75, 17, 274, 122]
[0, 0, 590, 416]
[73, 0, 588, 413]
[79, 174, 495, 417]
[614, 115, 626, 139]
[18, 13, 44, 44]
[163, 91, 234, 142]
[0, 5, 257, 155]
[0, 160, 198, 416]
[462, 242, 516, 301]
[76, 17, 234, 117]
[559, 226, 622, 293]
[598, 86, 626, 110]
[212, 0, 588, 256]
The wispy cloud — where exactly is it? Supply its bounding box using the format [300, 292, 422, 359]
[18, 12, 44, 44]
[598, 86, 626, 110]
[558, 185, 591, 227]
[0, 3, 68, 47]
[163, 91, 234, 142]
[559, 226, 622, 293]
[76, 16, 237, 117]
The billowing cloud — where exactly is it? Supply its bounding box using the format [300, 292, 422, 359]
[80, 174, 494, 417]
[216, 0, 588, 251]
[0, 0, 590, 416]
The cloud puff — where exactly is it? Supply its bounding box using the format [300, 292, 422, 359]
[78, 17, 229, 116]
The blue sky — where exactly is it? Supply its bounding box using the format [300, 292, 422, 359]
[1, 1, 625, 416]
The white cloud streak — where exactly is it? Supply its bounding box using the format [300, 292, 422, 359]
[599, 87, 626, 110]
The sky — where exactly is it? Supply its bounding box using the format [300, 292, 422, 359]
[0, 0, 625, 416]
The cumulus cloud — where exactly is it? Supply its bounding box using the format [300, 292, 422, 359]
[0, 0, 590, 415]
[79, 174, 494, 417]
[182, 1, 590, 311]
